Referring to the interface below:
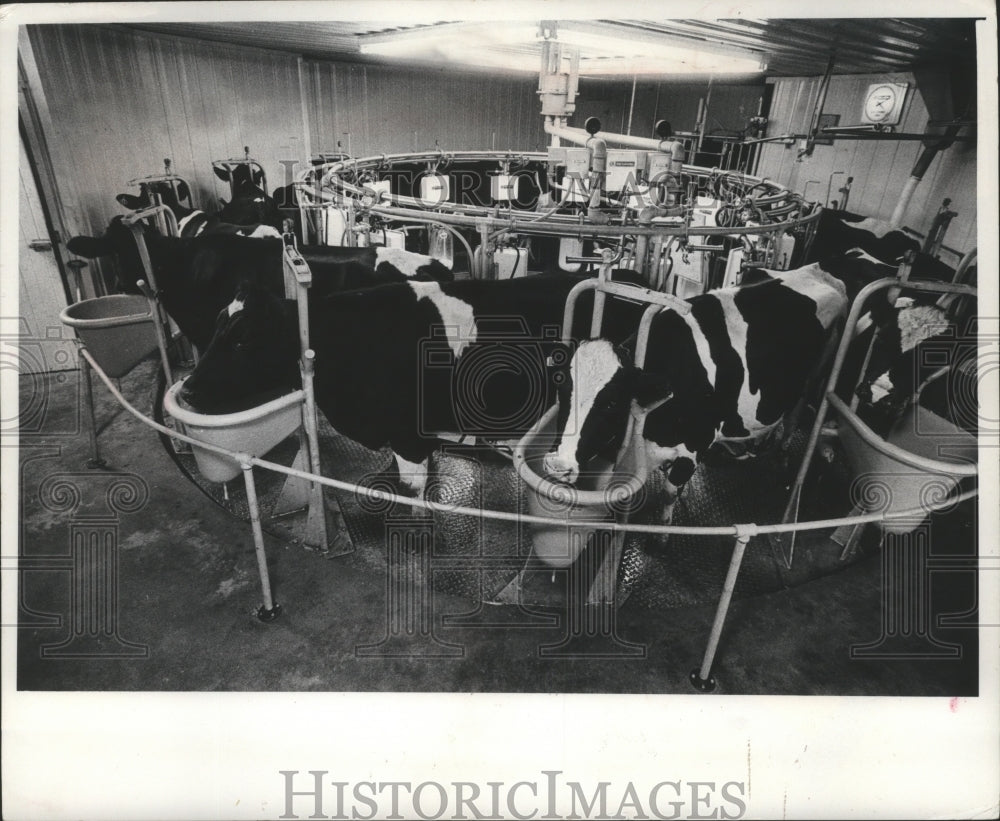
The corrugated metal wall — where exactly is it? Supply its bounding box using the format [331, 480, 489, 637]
[25, 25, 978, 267]
[756, 72, 977, 254]
[303, 61, 546, 155]
[26, 25, 306, 246]
[25, 22, 555, 256]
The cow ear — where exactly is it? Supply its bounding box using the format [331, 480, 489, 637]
[117, 194, 143, 210]
[252, 168, 264, 187]
[213, 166, 231, 182]
[66, 235, 111, 259]
[175, 181, 190, 202]
[628, 367, 672, 409]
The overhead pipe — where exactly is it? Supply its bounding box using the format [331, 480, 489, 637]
[798, 54, 836, 160]
[696, 78, 713, 154]
[890, 122, 964, 227]
[543, 120, 681, 152]
[583, 117, 607, 217]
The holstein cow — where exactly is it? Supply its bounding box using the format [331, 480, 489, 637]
[809, 209, 921, 264]
[117, 180, 281, 239]
[213, 163, 283, 229]
[809, 208, 958, 273]
[543, 262, 849, 526]
[853, 298, 973, 436]
[179, 273, 647, 495]
[66, 218, 454, 351]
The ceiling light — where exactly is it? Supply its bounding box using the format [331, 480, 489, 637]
[358, 21, 765, 77]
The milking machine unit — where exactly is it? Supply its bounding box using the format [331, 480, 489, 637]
[295, 19, 820, 286]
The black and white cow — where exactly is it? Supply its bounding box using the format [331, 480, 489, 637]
[66, 217, 454, 351]
[214, 163, 283, 229]
[542, 261, 850, 523]
[809, 209, 921, 264]
[179, 273, 647, 495]
[853, 298, 970, 436]
[117, 180, 281, 239]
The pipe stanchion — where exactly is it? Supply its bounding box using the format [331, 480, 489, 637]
[136, 279, 174, 387]
[241, 460, 281, 622]
[690, 526, 756, 692]
[80, 355, 106, 469]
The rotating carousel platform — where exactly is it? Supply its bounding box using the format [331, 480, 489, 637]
[157, 370, 881, 613]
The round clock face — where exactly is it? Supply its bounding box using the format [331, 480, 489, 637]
[865, 85, 898, 123]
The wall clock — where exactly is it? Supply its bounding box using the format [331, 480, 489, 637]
[861, 82, 908, 126]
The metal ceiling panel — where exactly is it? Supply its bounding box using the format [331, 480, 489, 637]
[121, 17, 978, 79]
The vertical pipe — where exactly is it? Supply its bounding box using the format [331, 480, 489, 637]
[242, 461, 279, 619]
[697, 78, 713, 153]
[626, 75, 638, 136]
[297, 56, 313, 164]
[80, 355, 104, 468]
[300, 349, 332, 550]
[476, 220, 492, 280]
[693, 532, 752, 689]
[296, 280, 310, 358]
[136, 279, 173, 387]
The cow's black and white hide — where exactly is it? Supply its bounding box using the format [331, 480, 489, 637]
[543, 262, 849, 525]
[66, 217, 454, 351]
[214, 163, 283, 229]
[809, 209, 961, 288]
[852, 299, 976, 437]
[179, 272, 648, 496]
[116, 180, 281, 239]
[810, 208, 921, 264]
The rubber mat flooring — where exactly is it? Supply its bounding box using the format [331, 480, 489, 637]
[160, 373, 873, 613]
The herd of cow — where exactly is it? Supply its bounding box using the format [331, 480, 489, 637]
[67, 199, 966, 531]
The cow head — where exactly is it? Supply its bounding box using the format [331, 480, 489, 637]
[179, 284, 300, 413]
[214, 163, 280, 227]
[66, 216, 150, 293]
[116, 180, 192, 213]
[543, 339, 671, 485]
[214, 163, 265, 195]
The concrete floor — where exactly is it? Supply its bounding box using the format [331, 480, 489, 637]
[14, 359, 979, 695]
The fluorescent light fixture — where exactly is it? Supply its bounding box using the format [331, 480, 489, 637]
[357, 22, 765, 76]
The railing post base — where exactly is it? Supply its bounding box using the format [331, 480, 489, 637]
[689, 669, 717, 693]
[256, 603, 283, 623]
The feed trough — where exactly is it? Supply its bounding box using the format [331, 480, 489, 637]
[163, 381, 304, 483]
[831, 394, 977, 536]
[513, 404, 649, 568]
[59, 295, 159, 378]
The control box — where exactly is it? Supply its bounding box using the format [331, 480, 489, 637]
[369, 179, 392, 202]
[605, 149, 640, 192]
[490, 174, 520, 202]
[419, 174, 450, 206]
[645, 151, 674, 185]
[496, 246, 529, 278]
